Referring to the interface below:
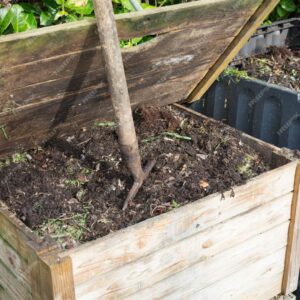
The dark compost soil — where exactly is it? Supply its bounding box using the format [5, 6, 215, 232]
[0, 106, 269, 249]
[240, 46, 300, 91]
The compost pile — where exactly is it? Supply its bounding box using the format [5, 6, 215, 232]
[241, 46, 300, 91]
[0, 106, 269, 249]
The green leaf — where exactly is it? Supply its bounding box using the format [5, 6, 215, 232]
[55, 0, 65, 5]
[40, 11, 54, 26]
[0, 7, 8, 20]
[10, 5, 37, 33]
[65, 14, 79, 22]
[280, 0, 297, 12]
[276, 5, 289, 17]
[130, 37, 143, 45]
[10, 4, 24, 32]
[113, 0, 135, 12]
[24, 13, 37, 29]
[0, 7, 13, 34]
[65, 0, 94, 15]
[141, 3, 155, 9]
[19, 3, 41, 15]
[44, 0, 59, 13]
[54, 10, 69, 21]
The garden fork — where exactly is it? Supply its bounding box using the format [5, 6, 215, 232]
[92, 0, 155, 210]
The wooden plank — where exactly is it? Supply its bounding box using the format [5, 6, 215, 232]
[0, 202, 73, 299]
[186, 248, 286, 300]
[0, 204, 56, 260]
[0, 70, 212, 158]
[1, 23, 234, 105]
[122, 222, 289, 300]
[282, 163, 300, 294]
[0, 0, 262, 68]
[0, 284, 15, 300]
[62, 161, 297, 286]
[0, 14, 250, 157]
[0, 236, 32, 292]
[1, 20, 234, 92]
[0, 257, 32, 300]
[187, 0, 279, 102]
[0, 1, 268, 156]
[74, 194, 292, 299]
[274, 295, 297, 300]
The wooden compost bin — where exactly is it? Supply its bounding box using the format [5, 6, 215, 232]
[2, 0, 299, 299]
[0, 105, 300, 300]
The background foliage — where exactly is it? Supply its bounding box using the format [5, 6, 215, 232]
[0, 0, 299, 36]
[267, 0, 300, 22]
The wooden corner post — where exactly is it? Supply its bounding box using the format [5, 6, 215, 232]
[282, 163, 300, 294]
[32, 253, 75, 300]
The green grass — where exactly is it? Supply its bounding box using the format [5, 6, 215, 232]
[37, 210, 90, 244]
[171, 199, 180, 209]
[64, 179, 85, 188]
[223, 67, 251, 82]
[142, 131, 192, 143]
[0, 125, 8, 140]
[0, 152, 30, 169]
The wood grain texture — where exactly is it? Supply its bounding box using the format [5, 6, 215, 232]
[0, 0, 268, 157]
[35, 254, 75, 300]
[0, 257, 31, 300]
[125, 223, 289, 300]
[187, 0, 279, 102]
[62, 161, 296, 291]
[275, 294, 297, 300]
[187, 248, 286, 300]
[0, 202, 74, 300]
[73, 194, 292, 299]
[1, 24, 235, 105]
[0, 204, 55, 300]
[0, 0, 261, 68]
[282, 163, 300, 294]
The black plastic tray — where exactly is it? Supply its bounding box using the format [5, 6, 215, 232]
[190, 18, 300, 150]
[233, 18, 300, 64]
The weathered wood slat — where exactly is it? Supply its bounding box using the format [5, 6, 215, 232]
[0, 282, 16, 300]
[0, 205, 48, 262]
[0, 17, 248, 157]
[0, 258, 32, 300]
[74, 194, 292, 299]
[0, 0, 262, 68]
[62, 161, 297, 287]
[0, 88, 189, 158]
[0, 203, 74, 300]
[0, 0, 272, 157]
[1, 26, 233, 107]
[123, 222, 289, 300]
[0, 236, 32, 292]
[0, 207, 41, 300]
[0, 73, 211, 158]
[187, 248, 286, 300]
[282, 164, 300, 294]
